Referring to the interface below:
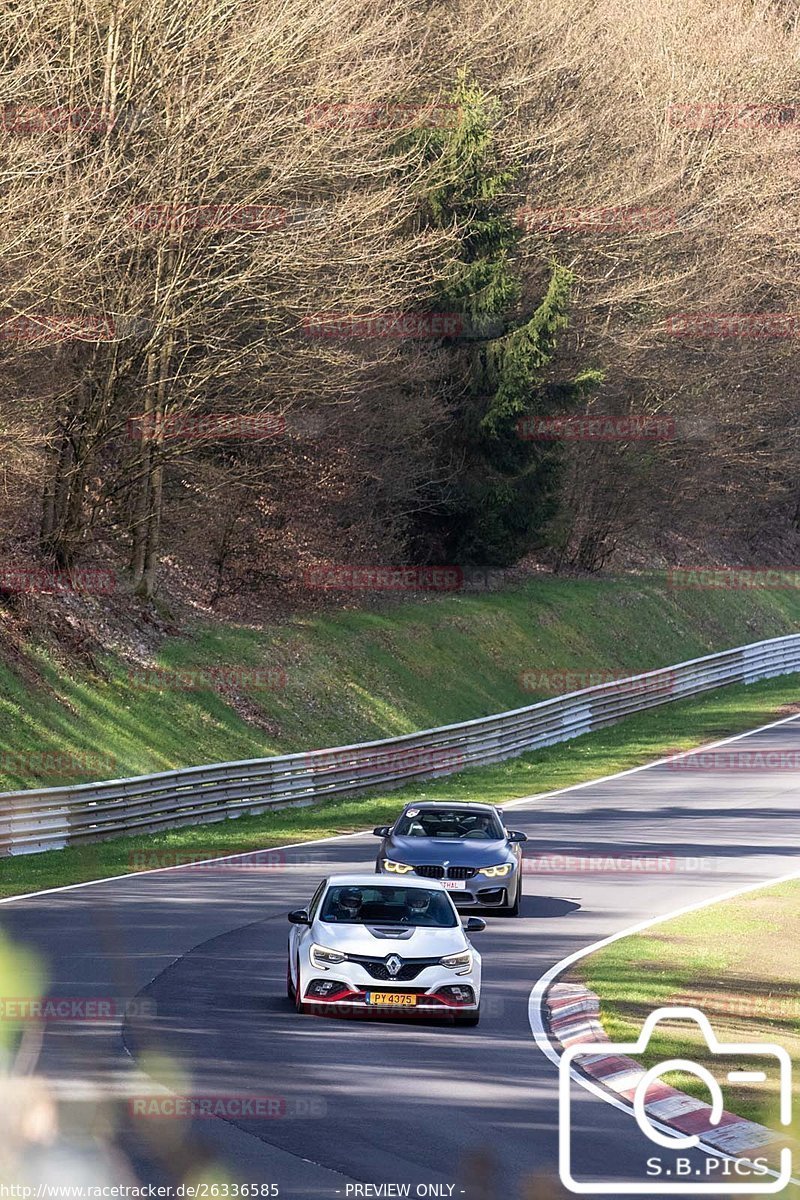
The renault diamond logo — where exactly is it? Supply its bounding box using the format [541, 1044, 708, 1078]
[385, 955, 402, 977]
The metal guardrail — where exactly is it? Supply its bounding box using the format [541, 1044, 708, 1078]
[1, 634, 799, 856]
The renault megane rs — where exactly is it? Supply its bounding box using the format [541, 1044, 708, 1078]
[286, 873, 485, 1024]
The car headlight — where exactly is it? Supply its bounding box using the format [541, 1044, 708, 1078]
[310, 943, 347, 968]
[383, 859, 415, 874]
[481, 862, 513, 877]
[440, 950, 472, 973]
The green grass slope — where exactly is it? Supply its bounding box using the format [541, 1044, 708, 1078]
[0, 572, 798, 791]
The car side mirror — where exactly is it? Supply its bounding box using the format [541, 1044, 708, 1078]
[288, 909, 310, 925]
[507, 830, 527, 843]
[464, 916, 486, 932]
[372, 826, 391, 837]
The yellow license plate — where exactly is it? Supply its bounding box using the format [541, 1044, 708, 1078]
[366, 992, 417, 1006]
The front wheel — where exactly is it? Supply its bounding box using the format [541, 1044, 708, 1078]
[506, 875, 521, 916]
[291, 959, 311, 1013]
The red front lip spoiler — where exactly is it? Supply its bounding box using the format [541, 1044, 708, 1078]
[303, 987, 475, 1009]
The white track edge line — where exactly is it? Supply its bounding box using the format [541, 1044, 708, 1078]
[500, 708, 800, 810]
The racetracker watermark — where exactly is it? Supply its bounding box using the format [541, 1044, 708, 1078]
[303, 565, 463, 591]
[667, 567, 800, 590]
[673, 991, 800, 1019]
[518, 668, 677, 696]
[523, 855, 715, 875]
[303, 999, 479, 1022]
[296, 746, 466, 775]
[459, 566, 512, 590]
[665, 313, 800, 338]
[127, 204, 290, 233]
[302, 312, 464, 339]
[668, 748, 800, 771]
[0, 750, 117, 780]
[0, 565, 115, 595]
[127, 666, 287, 691]
[304, 102, 460, 130]
[127, 413, 286, 442]
[0, 313, 146, 343]
[516, 414, 676, 441]
[129, 1095, 325, 1119]
[668, 102, 799, 130]
[515, 205, 675, 233]
[2, 104, 118, 133]
[0, 997, 155, 1021]
[127, 848, 310, 873]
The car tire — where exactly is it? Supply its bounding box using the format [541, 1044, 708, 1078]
[454, 1010, 480, 1026]
[506, 875, 521, 916]
[292, 960, 311, 1014]
[286, 961, 295, 1001]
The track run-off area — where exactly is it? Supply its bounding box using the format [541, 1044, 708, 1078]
[4, 714, 800, 1199]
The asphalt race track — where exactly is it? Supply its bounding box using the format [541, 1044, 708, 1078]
[4, 714, 800, 1199]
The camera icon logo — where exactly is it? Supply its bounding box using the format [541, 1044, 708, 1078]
[558, 1006, 793, 1194]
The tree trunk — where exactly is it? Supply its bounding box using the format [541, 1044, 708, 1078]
[133, 335, 173, 599]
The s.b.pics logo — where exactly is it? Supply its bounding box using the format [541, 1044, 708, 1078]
[559, 1007, 793, 1194]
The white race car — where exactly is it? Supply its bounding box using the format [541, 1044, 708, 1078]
[286, 874, 484, 1024]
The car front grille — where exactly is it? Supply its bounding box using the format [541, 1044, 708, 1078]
[412, 865, 479, 879]
[348, 955, 440, 981]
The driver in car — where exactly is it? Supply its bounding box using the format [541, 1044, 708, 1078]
[332, 887, 364, 921]
[405, 890, 431, 920]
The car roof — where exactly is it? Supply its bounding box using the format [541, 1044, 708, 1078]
[400, 801, 501, 813]
[325, 873, 446, 890]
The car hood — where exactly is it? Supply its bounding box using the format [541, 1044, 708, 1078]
[385, 836, 511, 867]
[310, 921, 468, 956]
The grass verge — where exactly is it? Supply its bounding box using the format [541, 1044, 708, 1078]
[580, 877, 800, 1133]
[0, 672, 797, 901]
[1, 572, 800, 790]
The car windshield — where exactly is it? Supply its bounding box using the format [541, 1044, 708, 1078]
[394, 808, 505, 840]
[319, 885, 457, 927]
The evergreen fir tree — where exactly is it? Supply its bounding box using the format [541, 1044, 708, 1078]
[411, 72, 602, 565]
